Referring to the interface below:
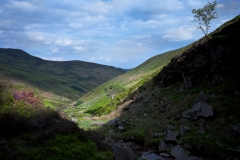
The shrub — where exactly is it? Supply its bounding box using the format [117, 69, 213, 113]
[13, 89, 43, 106]
[24, 134, 98, 160]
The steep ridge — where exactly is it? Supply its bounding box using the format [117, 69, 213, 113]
[99, 15, 240, 159]
[0, 48, 126, 99]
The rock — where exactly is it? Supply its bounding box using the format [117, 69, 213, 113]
[106, 119, 116, 126]
[233, 123, 240, 134]
[194, 91, 208, 105]
[183, 109, 195, 119]
[166, 130, 179, 142]
[176, 155, 195, 160]
[111, 144, 139, 160]
[201, 103, 213, 117]
[180, 125, 190, 136]
[142, 152, 166, 160]
[118, 126, 124, 130]
[159, 141, 169, 152]
[159, 152, 172, 158]
[185, 109, 195, 117]
[193, 113, 202, 120]
[71, 118, 78, 123]
[144, 113, 147, 116]
[170, 145, 190, 158]
[193, 102, 202, 112]
[103, 137, 115, 146]
[167, 125, 175, 130]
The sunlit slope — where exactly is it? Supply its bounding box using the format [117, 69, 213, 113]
[77, 46, 189, 115]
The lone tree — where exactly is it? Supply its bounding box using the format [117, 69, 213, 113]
[192, 1, 218, 44]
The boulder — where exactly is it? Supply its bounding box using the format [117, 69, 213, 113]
[194, 91, 208, 105]
[159, 152, 172, 158]
[159, 141, 169, 152]
[142, 152, 166, 160]
[111, 144, 138, 160]
[201, 103, 213, 117]
[106, 119, 116, 126]
[175, 155, 195, 160]
[165, 130, 179, 142]
[103, 137, 115, 146]
[180, 125, 190, 136]
[118, 126, 124, 130]
[193, 102, 202, 112]
[183, 109, 195, 119]
[170, 145, 190, 158]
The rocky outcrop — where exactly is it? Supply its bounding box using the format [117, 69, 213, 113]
[183, 101, 213, 120]
[111, 144, 139, 160]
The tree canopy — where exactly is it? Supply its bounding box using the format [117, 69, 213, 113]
[192, 1, 218, 40]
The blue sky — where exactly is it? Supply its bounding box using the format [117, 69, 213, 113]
[0, 0, 239, 69]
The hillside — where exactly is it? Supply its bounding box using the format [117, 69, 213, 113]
[0, 48, 126, 100]
[0, 81, 113, 159]
[71, 15, 240, 159]
[71, 45, 189, 118]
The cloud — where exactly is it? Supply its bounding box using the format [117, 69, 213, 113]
[119, 59, 127, 62]
[100, 56, 111, 62]
[51, 47, 58, 54]
[75, 46, 87, 51]
[162, 26, 196, 42]
[51, 57, 64, 61]
[90, 56, 95, 61]
[0, 0, 240, 68]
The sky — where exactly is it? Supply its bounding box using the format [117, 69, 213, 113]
[0, 0, 239, 69]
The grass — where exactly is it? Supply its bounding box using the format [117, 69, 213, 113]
[75, 45, 190, 117]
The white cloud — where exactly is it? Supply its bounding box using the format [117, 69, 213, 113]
[55, 39, 73, 46]
[75, 46, 87, 51]
[90, 56, 95, 61]
[119, 59, 127, 62]
[162, 26, 195, 42]
[6, 1, 38, 11]
[51, 57, 64, 61]
[100, 56, 111, 61]
[51, 47, 58, 54]
[217, 4, 225, 8]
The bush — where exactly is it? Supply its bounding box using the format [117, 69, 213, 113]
[24, 134, 98, 160]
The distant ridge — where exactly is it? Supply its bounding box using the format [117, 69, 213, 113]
[0, 48, 126, 99]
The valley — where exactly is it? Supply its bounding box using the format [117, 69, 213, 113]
[1, 15, 240, 160]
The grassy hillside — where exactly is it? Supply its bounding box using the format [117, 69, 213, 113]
[95, 15, 240, 159]
[71, 45, 190, 118]
[0, 49, 126, 100]
[0, 80, 113, 159]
